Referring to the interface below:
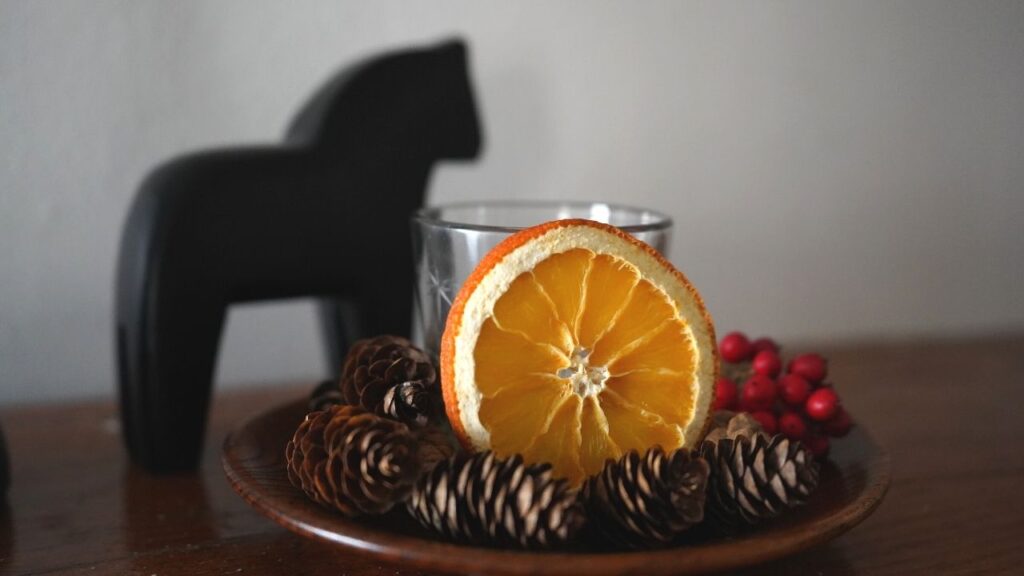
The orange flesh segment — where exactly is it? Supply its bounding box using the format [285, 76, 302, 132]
[521, 395, 584, 482]
[480, 375, 570, 456]
[589, 279, 678, 367]
[473, 318, 566, 398]
[491, 273, 574, 355]
[604, 369, 692, 425]
[579, 395, 620, 474]
[608, 319, 695, 376]
[600, 388, 684, 452]
[471, 249, 697, 485]
[530, 248, 592, 334]
[576, 254, 640, 349]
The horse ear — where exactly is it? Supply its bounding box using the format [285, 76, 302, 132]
[285, 39, 481, 160]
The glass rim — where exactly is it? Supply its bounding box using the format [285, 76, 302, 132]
[412, 200, 673, 233]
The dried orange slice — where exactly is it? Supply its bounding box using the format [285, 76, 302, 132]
[440, 219, 717, 486]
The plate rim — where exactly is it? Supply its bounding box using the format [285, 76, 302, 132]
[223, 399, 891, 575]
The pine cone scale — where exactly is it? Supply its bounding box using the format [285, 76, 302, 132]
[382, 357, 413, 383]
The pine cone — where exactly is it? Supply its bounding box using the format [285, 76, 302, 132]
[583, 447, 710, 548]
[702, 410, 766, 444]
[699, 433, 819, 531]
[285, 405, 420, 517]
[414, 424, 458, 473]
[308, 379, 344, 412]
[341, 335, 438, 426]
[407, 451, 585, 549]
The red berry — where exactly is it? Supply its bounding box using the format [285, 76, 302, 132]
[805, 387, 840, 421]
[741, 374, 777, 411]
[778, 374, 812, 406]
[804, 433, 830, 458]
[713, 377, 739, 411]
[778, 411, 808, 440]
[719, 332, 754, 363]
[750, 410, 778, 435]
[822, 406, 854, 437]
[751, 337, 780, 356]
[787, 353, 828, 383]
[752, 350, 782, 377]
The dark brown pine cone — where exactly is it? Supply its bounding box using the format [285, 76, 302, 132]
[341, 335, 438, 426]
[308, 379, 344, 412]
[414, 424, 458, 473]
[699, 433, 819, 531]
[407, 451, 585, 549]
[285, 405, 420, 517]
[702, 410, 766, 444]
[583, 447, 710, 548]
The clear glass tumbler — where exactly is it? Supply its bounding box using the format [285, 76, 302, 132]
[410, 201, 672, 359]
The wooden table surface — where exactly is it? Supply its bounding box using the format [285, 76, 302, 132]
[1, 335, 1022, 575]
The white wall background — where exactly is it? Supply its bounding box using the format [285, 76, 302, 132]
[2, 1, 1022, 403]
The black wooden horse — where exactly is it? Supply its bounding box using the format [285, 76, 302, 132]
[116, 39, 482, 472]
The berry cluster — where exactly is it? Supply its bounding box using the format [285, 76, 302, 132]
[713, 331, 853, 458]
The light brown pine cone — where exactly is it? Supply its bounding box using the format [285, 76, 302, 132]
[285, 404, 420, 517]
[407, 451, 585, 549]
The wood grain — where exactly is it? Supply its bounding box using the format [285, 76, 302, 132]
[1, 335, 1023, 575]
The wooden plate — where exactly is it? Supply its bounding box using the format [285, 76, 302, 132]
[223, 400, 890, 575]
